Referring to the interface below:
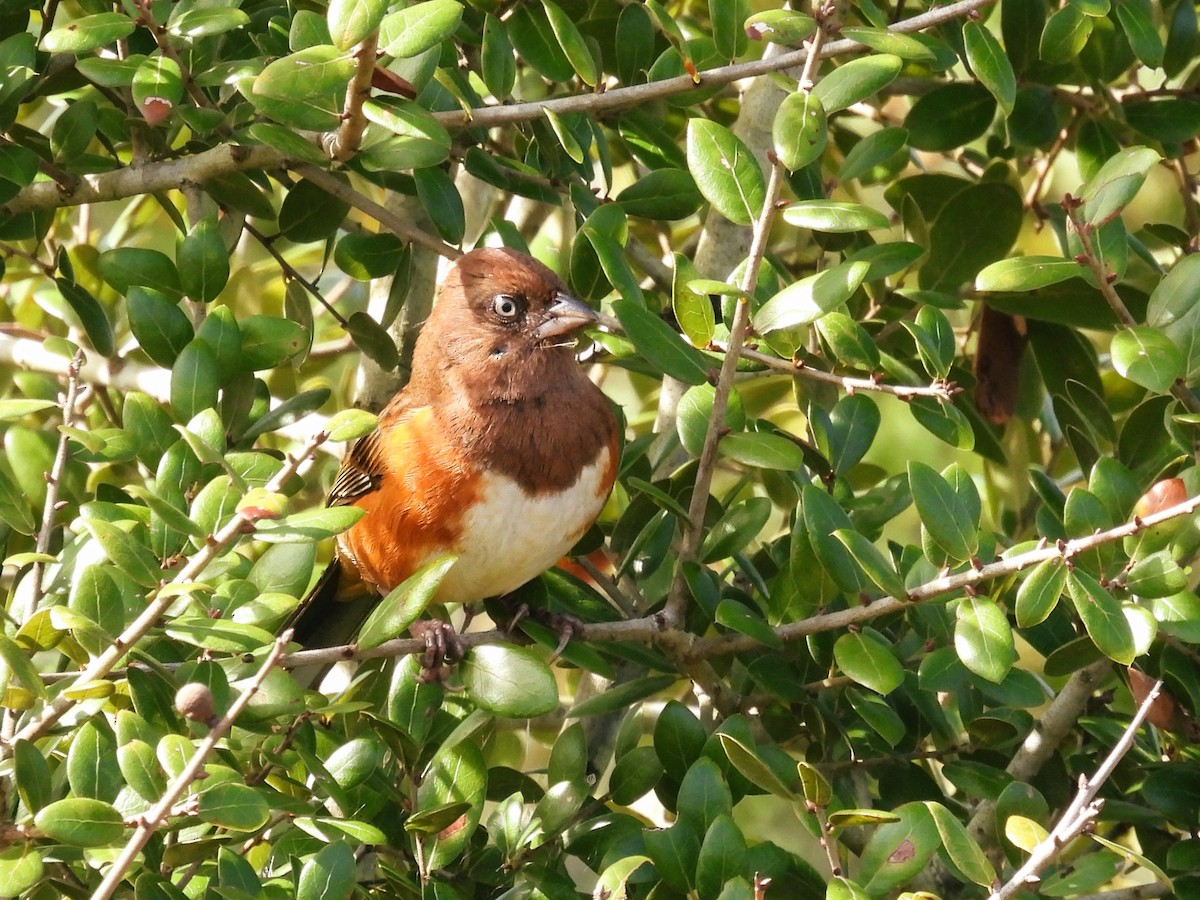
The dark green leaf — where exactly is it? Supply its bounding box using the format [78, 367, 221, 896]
[613, 299, 711, 385]
[462, 644, 559, 717]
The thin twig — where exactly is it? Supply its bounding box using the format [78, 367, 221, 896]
[2, 431, 329, 756]
[1, 0, 995, 222]
[33, 491, 1200, 679]
[25, 348, 85, 618]
[723, 343, 959, 401]
[242, 221, 350, 328]
[430, 0, 994, 130]
[666, 156, 788, 629]
[290, 163, 457, 258]
[90, 632, 293, 900]
[324, 33, 378, 162]
[988, 678, 1165, 900]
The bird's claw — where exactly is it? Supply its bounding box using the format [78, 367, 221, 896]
[410, 619, 463, 683]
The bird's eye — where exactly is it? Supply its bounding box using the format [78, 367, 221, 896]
[492, 294, 520, 319]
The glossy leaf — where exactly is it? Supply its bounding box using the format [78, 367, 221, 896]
[975, 256, 1085, 292]
[358, 555, 456, 649]
[1079, 146, 1161, 226]
[1068, 571, 1137, 664]
[754, 260, 870, 332]
[834, 630, 905, 695]
[686, 118, 766, 226]
[909, 462, 978, 561]
[964, 21, 1016, 116]
[379, 0, 463, 58]
[1016, 558, 1068, 627]
[613, 299, 711, 385]
[1111, 326, 1183, 393]
[812, 54, 903, 113]
[782, 200, 889, 233]
[955, 597, 1016, 683]
[773, 91, 827, 172]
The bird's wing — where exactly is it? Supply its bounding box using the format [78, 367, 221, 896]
[327, 428, 386, 507]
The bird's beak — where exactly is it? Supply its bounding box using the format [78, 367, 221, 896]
[534, 291, 600, 341]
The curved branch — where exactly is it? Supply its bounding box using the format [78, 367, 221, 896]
[430, 0, 995, 130]
[0, 144, 284, 216]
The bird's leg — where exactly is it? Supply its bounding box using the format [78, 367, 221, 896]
[498, 600, 582, 663]
[409, 619, 464, 683]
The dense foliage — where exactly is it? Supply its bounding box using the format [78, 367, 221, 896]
[1, 0, 1199, 896]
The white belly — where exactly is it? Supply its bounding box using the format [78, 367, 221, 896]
[434, 446, 612, 602]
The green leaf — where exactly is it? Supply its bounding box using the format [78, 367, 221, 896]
[324, 409, 379, 442]
[56, 279, 113, 356]
[702, 497, 771, 562]
[358, 555, 456, 650]
[379, 0, 463, 58]
[783, 200, 889, 233]
[168, 6, 250, 38]
[919, 182, 1023, 292]
[1040, 5, 1093, 62]
[568, 675, 678, 718]
[506, 3, 573, 83]
[613, 298, 711, 385]
[618, 169, 705, 221]
[955, 597, 1016, 683]
[802, 483, 864, 593]
[905, 83, 996, 152]
[541, 0, 598, 86]
[1111, 326, 1183, 393]
[33, 798, 125, 847]
[1079, 146, 1161, 226]
[834, 630, 905, 695]
[296, 840, 355, 900]
[744, 10, 817, 44]
[1115, 0, 1164, 68]
[0, 844, 43, 896]
[327, 0, 389, 51]
[251, 46, 354, 131]
[177, 218, 229, 303]
[754, 260, 871, 332]
[719, 431, 806, 470]
[773, 91, 827, 172]
[975, 255, 1085, 291]
[925, 802, 997, 886]
[812, 55, 903, 113]
[963, 21, 1016, 116]
[417, 739, 486, 869]
[414, 166, 465, 244]
[127, 287, 192, 367]
[131, 56, 182, 112]
[278, 178, 353, 242]
[462, 644, 559, 717]
[909, 461, 978, 561]
[481, 15, 516, 100]
[710, 0, 750, 58]
[841, 27, 937, 60]
[198, 783, 271, 831]
[717, 734, 796, 800]
[832, 530, 908, 598]
[686, 118, 766, 226]
[334, 232, 405, 281]
[1068, 571, 1136, 664]
[1016, 558, 1068, 627]
[860, 802, 940, 893]
[41, 12, 135, 53]
[171, 341, 219, 422]
[671, 252, 715, 348]
[255, 506, 365, 543]
[239, 315, 308, 370]
[81, 518, 161, 588]
[838, 127, 908, 183]
[346, 311, 399, 371]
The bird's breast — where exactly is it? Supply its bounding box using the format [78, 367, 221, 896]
[434, 443, 615, 602]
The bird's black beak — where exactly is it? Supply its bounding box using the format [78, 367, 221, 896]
[534, 291, 600, 341]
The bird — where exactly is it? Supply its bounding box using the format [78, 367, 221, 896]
[283, 247, 620, 664]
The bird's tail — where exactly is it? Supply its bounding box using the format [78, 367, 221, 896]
[284, 559, 379, 686]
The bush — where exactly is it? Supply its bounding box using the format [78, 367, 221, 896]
[0, 0, 1197, 897]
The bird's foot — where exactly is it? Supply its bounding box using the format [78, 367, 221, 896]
[503, 603, 582, 663]
[410, 619, 463, 684]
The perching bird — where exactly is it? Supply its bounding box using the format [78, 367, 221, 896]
[284, 247, 620, 659]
